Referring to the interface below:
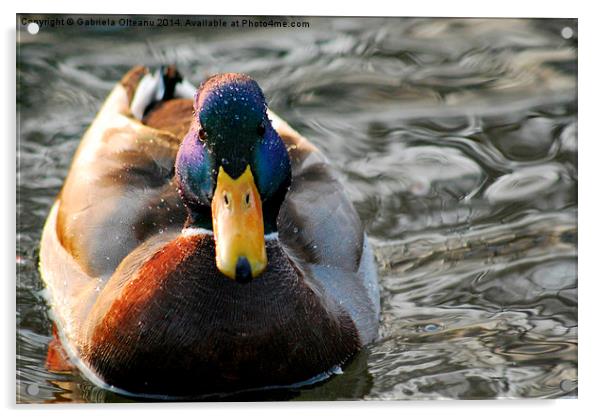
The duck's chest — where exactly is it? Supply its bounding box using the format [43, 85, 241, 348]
[83, 236, 361, 396]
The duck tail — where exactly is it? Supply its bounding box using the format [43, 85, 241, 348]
[129, 66, 196, 121]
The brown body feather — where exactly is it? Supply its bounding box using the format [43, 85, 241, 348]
[85, 235, 359, 395]
[40, 66, 379, 398]
[142, 98, 193, 139]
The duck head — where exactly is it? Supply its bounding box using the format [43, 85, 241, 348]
[175, 73, 291, 283]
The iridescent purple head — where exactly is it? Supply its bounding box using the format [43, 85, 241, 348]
[175, 73, 291, 233]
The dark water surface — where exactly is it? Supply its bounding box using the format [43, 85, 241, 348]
[16, 16, 577, 402]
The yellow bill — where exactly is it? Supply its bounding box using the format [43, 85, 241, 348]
[211, 165, 267, 282]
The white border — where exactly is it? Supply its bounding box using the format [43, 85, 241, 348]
[3, 0, 585, 17]
[5, 1, 599, 417]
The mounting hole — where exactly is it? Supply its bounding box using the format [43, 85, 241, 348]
[26, 382, 39, 396]
[561, 27, 573, 40]
[27, 22, 40, 35]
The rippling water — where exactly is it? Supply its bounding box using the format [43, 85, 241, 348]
[16, 16, 577, 402]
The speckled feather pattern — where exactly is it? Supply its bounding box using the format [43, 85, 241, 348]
[84, 235, 360, 396]
[40, 67, 379, 397]
[176, 72, 291, 231]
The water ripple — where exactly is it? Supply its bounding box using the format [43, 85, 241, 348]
[17, 16, 577, 402]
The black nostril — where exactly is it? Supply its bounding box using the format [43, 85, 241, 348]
[235, 257, 253, 284]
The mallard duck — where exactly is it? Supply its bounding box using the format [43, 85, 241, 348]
[39, 66, 380, 398]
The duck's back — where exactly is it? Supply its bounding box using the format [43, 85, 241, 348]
[55, 67, 188, 279]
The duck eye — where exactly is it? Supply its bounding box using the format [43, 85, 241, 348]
[257, 122, 266, 136]
[198, 128, 207, 140]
